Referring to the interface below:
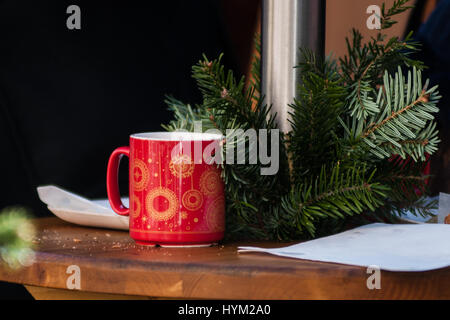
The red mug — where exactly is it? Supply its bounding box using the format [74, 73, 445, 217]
[107, 132, 225, 246]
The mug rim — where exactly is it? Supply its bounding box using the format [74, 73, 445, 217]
[130, 131, 223, 141]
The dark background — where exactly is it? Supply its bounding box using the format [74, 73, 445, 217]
[0, 0, 260, 298]
[0, 0, 260, 218]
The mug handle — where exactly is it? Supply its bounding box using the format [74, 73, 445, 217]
[106, 146, 130, 216]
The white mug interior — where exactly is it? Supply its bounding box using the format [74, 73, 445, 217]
[131, 132, 223, 141]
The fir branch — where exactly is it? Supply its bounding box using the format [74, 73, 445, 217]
[362, 90, 427, 138]
[163, 1, 441, 241]
[391, 196, 438, 219]
[296, 48, 340, 81]
[360, 67, 440, 161]
[375, 156, 435, 219]
[288, 52, 347, 181]
[342, 30, 423, 121]
[162, 96, 216, 132]
[165, 50, 289, 240]
[280, 164, 388, 237]
[381, 0, 414, 30]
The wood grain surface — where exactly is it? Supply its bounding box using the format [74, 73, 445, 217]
[0, 218, 448, 299]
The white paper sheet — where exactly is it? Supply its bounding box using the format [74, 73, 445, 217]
[239, 223, 450, 272]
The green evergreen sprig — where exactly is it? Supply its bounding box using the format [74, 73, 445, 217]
[360, 67, 440, 161]
[288, 52, 347, 182]
[380, 0, 414, 30]
[164, 53, 289, 240]
[281, 164, 388, 237]
[163, 1, 440, 240]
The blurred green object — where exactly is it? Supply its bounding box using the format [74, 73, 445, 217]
[0, 207, 35, 269]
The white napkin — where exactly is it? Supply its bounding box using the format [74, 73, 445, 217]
[37, 185, 129, 230]
[37, 185, 114, 214]
[239, 223, 450, 271]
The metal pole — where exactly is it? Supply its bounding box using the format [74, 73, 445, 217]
[262, 0, 326, 133]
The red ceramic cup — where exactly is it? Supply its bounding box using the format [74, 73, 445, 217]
[107, 132, 225, 246]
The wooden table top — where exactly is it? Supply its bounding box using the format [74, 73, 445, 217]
[0, 217, 448, 299]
